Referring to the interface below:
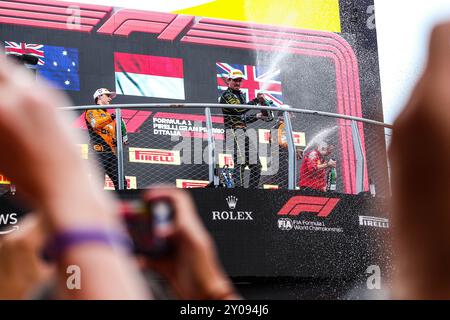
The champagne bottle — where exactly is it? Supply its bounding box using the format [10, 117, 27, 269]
[261, 99, 274, 121]
[327, 166, 337, 191]
[369, 179, 376, 197]
[121, 119, 129, 144]
[222, 165, 234, 188]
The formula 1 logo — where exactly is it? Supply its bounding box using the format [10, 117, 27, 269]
[277, 196, 340, 218]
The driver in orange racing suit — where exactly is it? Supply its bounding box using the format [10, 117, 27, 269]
[85, 88, 128, 190]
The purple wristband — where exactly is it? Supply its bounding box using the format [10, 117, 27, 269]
[44, 229, 133, 260]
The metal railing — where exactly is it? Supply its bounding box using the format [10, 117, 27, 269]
[67, 103, 392, 195]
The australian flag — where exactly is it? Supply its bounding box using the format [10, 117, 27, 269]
[4, 42, 80, 91]
[216, 62, 283, 107]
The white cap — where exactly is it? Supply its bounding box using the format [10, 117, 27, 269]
[93, 88, 116, 101]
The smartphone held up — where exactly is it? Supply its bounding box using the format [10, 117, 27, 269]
[120, 197, 175, 259]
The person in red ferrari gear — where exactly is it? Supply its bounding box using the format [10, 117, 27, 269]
[85, 88, 128, 190]
[299, 142, 336, 192]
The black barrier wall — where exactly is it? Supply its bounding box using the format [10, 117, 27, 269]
[118, 189, 390, 279]
[0, 188, 389, 280]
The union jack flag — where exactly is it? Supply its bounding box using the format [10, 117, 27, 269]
[4, 42, 45, 65]
[216, 62, 283, 107]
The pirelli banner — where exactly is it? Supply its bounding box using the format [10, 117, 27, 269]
[129, 147, 181, 165]
[118, 189, 390, 279]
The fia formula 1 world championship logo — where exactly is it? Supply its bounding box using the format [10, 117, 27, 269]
[276, 196, 342, 233]
[0, 213, 19, 235]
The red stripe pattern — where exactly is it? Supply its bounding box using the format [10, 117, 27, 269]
[97, 8, 193, 40]
[0, 0, 111, 32]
